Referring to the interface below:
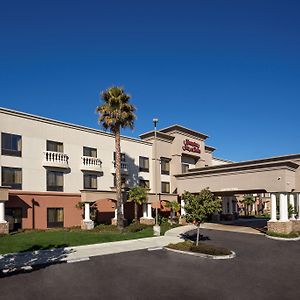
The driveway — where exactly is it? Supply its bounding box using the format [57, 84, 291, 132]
[1, 229, 299, 300]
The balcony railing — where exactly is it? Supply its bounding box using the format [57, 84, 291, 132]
[111, 161, 128, 174]
[81, 156, 102, 172]
[43, 151, 69, 168]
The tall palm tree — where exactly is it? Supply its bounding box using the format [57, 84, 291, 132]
[96, 86, 136, 230]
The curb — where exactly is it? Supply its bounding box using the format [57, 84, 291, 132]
[164, 247, 236, 260]
[265, 235, 300, 241]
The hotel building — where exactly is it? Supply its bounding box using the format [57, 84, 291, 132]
[0, 107, 299, 234]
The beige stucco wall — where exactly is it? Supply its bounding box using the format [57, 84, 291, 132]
[176, 167, 297, 194]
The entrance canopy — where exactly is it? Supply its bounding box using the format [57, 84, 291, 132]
[175, 154, 300, 194]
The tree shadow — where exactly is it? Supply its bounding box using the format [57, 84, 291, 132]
[0, 245, 74, 277]
[180, 230, 210, 242]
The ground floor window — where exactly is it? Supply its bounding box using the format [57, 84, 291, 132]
[1, 167, 22, 189]
[161, 182, 170, 194]
[84, 174, 97, 189]
[47, 170, 63, 192]
[5, 207, 22, 230]
[47, 208, 64, 228]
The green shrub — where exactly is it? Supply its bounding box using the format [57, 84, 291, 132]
[92, 224, 119, 232]
[166, 240, 231, 256]
[123, 223, 149, 233]
[267, 231, 300, 238]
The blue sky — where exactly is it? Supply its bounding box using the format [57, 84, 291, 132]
[0, 0, 299, 161]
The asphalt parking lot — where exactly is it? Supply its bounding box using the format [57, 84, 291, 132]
[1, 229, 299, 300]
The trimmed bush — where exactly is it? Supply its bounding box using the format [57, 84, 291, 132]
[123, 223, 149, 233]
[267, 231, 300, 238]
[167, 240, 231, 256]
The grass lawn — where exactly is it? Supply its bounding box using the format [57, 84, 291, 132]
[0, 225, 154, 254]
[0, 223, 179, 254]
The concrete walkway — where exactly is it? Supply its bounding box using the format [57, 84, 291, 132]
[0, 223, 260, 274]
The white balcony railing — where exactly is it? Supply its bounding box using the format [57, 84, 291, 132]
[43, 151, 69, 168]
[81, 156, 102, 172]
[111, 161, 128, 174]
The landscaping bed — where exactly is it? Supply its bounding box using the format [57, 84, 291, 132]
[166, 240, 232, 256]
[266, 231, 300, 239]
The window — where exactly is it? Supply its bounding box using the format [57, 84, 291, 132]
[182, 163, 189, 173]
[47, 140, 63, 152]
[113, 152, 126, 162]
[139, 179, 150, 189]
[1, 133, 22, 157]
[47, 170, 63, 191]
[139, 156, 149, 172]
[1, 167, 22, 189]
[84, 174, 97, 189]
[161, 182, 170, 194]
[113, 175, 126, 188]
[83, 147, 97, 158]
[161, 157, 170, 175]
[47, 208, 64, 228]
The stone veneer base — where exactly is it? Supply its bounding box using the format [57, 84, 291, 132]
[179, 217, 187, 225]
[0, 222, 9, 234]
[140, 217, 155, 225]
[81, 220, 94, 230]
[111, 218, 128, 226]
[267, 220, 293, 234]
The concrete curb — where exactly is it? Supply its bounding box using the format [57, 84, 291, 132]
[265, 234, 300, 241]
[164, 247, 236, 260]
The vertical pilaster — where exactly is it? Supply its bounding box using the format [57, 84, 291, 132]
[180, 199, 185, 216]
[279, 193, 289, 222]
[84, 202, 91, 221]
[142, 203, 147, 218]
[0, 201, 6, 223]
[270, 193, 277, 221]
[147, 203, 152, 218]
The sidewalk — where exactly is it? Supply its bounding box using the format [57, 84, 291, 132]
[0, 225, 196, 274]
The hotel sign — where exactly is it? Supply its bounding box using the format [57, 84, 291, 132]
[182, 139, 201, 154]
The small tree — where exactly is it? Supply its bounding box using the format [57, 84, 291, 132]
[165, 201, 181, 224]
[241, 195, 255, 216]
[183, 188, 222, 245]
[128, 186, 147, 223]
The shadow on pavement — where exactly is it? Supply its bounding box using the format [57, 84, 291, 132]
[0, 246, 74, 277]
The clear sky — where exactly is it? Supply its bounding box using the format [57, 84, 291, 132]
[0, 0, 299, 162]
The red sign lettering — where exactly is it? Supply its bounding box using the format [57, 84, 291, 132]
[182, 139, 201, 154]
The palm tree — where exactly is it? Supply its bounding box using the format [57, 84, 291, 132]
[128, 186, 147, 223]
[165, 201, 181, 224]
[241, 195, 255, 216]
[96, 86, 136, 230]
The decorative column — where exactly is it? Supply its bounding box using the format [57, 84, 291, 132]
[289, 194, 296, 220]
[140, 202, 155, 225]
[142, 203, 147, 218]
[112, 204, 124, 225]
[279, 193, 289, 222]
[81, 202, 94, 230]
[270, 193, 277, 221]
[180, 199, 185, 216]
[298, 194, 300, 220]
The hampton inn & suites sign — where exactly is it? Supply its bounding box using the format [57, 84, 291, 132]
[182, 139, 201, 154]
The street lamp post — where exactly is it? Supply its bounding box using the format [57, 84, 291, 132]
[153, 118, 161, 236]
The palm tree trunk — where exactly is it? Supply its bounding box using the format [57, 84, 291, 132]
[134, 202, 138, 223]
[115, 127, 124, 230]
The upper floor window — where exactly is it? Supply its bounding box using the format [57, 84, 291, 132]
[1, 167, 22, 189]
[113, 174, 126, 188]
[161, 182, 170, 194]
[47, 140, 63, 152]
[139, 156, 149, 172]
[84, 174, 97, 190]
[182, 163, 189, 173]
[161, 157, 170, 175]
[139, 179, 150, 189]
[113, 152, 126, 162]
[47, 170, 63, 192]
[83, 147, 97, 158]
[1, 133, 22, 157]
